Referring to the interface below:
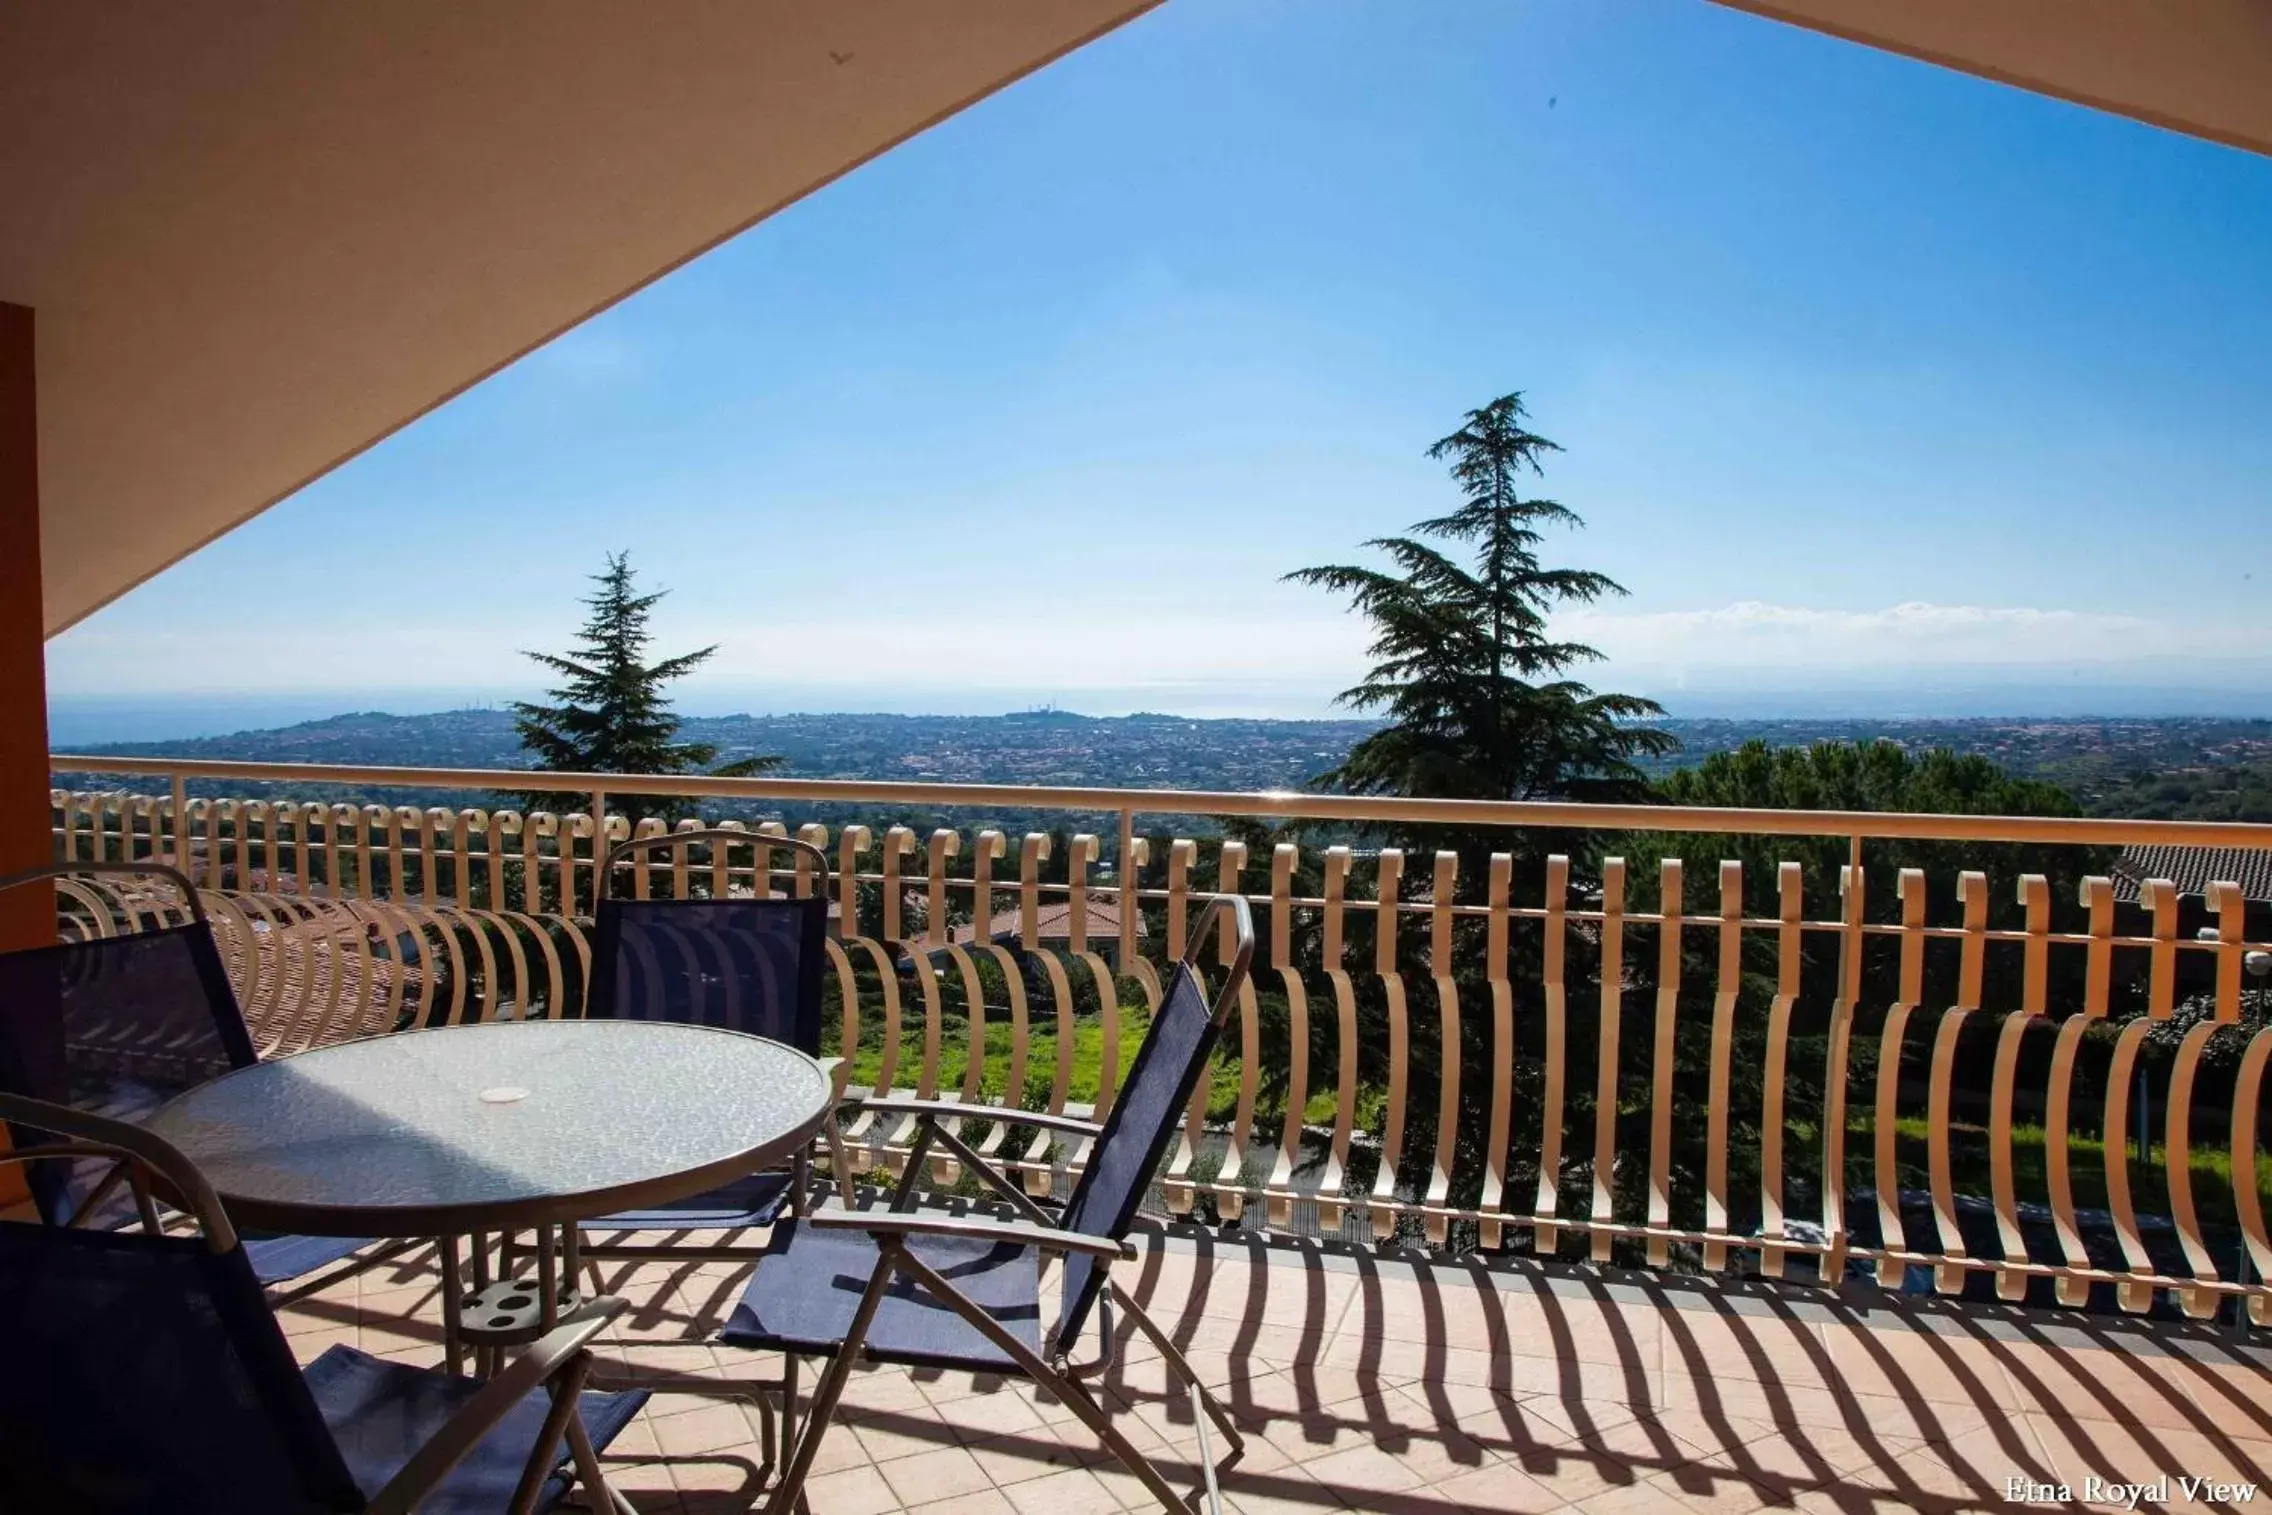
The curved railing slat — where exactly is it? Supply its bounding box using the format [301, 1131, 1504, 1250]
[38, 764, 2272, 1320]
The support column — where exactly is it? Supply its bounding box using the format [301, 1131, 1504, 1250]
[0, 303, 46, 943]
[0, 302, 46, 1206]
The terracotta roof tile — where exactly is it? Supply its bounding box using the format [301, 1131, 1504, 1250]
[950, 891, 1145, 945]
[2110, 845, 2272, 904]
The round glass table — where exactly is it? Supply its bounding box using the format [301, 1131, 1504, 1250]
[146, 1019, 833, 1368]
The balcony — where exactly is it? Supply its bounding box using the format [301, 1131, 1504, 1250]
[43, 753, 2272, 1511]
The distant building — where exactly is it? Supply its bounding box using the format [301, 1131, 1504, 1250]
[2110, 844, 2272, 945]
[2110, 845, 2272, 906]
[950, 891, 1145, 949]
[889, 891, 1144, 990]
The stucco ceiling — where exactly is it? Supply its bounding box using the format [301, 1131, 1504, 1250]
[2, 1, 1159, 634]
[1716, 1, 2272, 160]
[6, 1, 2267, 636]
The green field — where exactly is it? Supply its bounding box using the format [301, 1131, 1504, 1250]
[1864, 1112, 2270, 1231]
[829, 1006, 1155, 1113]
[829, 1006, 2270, 1234]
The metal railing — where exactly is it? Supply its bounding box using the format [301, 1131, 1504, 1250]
[46, 752, 2272, 1323]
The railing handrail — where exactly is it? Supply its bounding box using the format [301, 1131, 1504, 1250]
[47, 751, 2272, 849]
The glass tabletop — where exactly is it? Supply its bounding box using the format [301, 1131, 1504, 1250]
[143, 1019, 833, 1236]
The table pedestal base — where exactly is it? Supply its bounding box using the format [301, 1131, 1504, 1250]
[445, 1223, 596, 1377]
[460, 1276, 588, 1344]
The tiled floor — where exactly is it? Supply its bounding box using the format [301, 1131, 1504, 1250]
[278, 1224, 2272, 1514]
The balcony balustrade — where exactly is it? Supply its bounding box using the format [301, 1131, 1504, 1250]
[45, 754, 2272, 1331]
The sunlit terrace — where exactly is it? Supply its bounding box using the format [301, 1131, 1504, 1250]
[33, 755, 2272, 1512]
[267, 1209, 2272, 1514]
[11, 6, 2272, 1513]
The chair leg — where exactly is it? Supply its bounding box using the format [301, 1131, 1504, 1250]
[888, 1249, 1196, 1514]
[126, 1165, 163, 1235]
[1036, 1370, 1195, 1514]
[780, 1351, 800, 1466]
[441, 1233, 466, 1377]
[762, 1243, 907, 1515]
[560, 1221, 583, 1299]
[572, 1223, 606, 1299]
[71, 1158, 135, 1228]
[469, 1232, 498, 1379]
[824, 1121, 856, 1206]
[1111, 1280, 1246, 1463]
[509, 1355, 589, 1515]
[562, 1389, 636, 1515]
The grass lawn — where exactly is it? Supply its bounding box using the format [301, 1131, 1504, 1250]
[827, 1003, 1371, 1127]
[825, 1001, 2270, 1234]
[1857, 1112, 2270, 1230]
[828, 1006, 1156, 1112]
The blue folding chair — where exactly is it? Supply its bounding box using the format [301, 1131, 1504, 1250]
[575, 829, 847, 1265]
[0, 862, 401, 1297]
[717, 895, 1256, 1515]
[0, 1092, 649, 1515]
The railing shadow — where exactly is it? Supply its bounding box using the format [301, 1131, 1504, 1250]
[1093, 1226, 2272, 1514]
[278, 1216, 2272, 1514]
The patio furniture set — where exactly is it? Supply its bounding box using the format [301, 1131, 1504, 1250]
[0, 832, 1257, 1515]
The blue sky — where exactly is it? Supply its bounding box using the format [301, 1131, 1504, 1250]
[47, 0, 2272, 734]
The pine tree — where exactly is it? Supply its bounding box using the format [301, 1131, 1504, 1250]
[1278, 394, 1677, 1230]
[1287, 391, 1672, 864]
[513, 553, 779, 822]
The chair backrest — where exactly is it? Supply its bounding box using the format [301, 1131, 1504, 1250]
[1052, 895, 1254, 1356]
[589, 831, 830, 1052]
[0, 1094, 364, 1514]
[0, 864, 256, 1227]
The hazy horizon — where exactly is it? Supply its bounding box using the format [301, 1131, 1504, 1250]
[48, 682, 2272, 750]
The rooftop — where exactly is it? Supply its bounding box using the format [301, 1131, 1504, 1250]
[2112, 846, 2272, 906]
[952, 893, 1146, 947]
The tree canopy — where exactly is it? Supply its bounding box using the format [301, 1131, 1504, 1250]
[1647, 737, 2097, 923]
[1286, 390, 1671, 872]
[1657, 736, 2081, 818]
[513, 552, 780, 822]
[2086, 756, 2272, 823]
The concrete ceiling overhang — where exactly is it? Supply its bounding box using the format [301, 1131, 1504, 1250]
[1714, 0, 2272, 160]
[2, 2, 1158, 635]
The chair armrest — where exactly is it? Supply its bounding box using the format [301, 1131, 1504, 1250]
[809, 1208, 1133, 1262]
[362, 1297, 628, 1515]
[0, 1140, 132, 1168]
[844, 1095, 1104, 1140]
[0, 1091, 235, 1248]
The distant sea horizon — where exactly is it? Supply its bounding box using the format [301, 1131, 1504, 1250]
[45, 684, 2272, 749]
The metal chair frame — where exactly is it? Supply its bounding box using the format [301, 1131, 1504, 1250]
[571, 829, 852, 1272]
[748, 894, 1256, 1515]
[0, 860, 416, 1302]
[0, 1090, 639, 1515]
